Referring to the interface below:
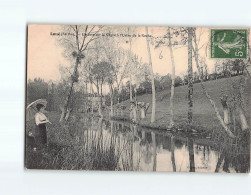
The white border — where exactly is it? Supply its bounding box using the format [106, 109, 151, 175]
[0, 0, 251, 194]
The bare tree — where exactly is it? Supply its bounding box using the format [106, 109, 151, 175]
[145, 26, 156, 123]
[154, 27, 188, 127]
[187, 27, 193, 126]
[58, 25, 103, 122]
[167, 27, 176, 127]
[101, 39, 129, 116]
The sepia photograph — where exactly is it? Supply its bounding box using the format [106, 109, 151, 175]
[25, 24, 250, 173]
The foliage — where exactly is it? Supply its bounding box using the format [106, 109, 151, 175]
[174, 76, 183, 87]
[91, 61, 114, 84]
[231, 59, 245, 75]
[27, 78, 83, 112]
[27, 78, 48, 106]
[159, 74, 172, 90]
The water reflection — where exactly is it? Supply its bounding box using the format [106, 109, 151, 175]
[75, 116, 250, 173]
[188, 138, 195, 172]
[171, 136, 176, 172]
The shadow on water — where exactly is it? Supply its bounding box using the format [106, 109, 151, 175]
[72, 115, 249, 172]
[214, 130, 250, 173]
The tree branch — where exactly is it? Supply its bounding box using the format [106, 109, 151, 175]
[75, 25, 80, 51]
[79, 25, 89, 51]
[82, 37, 99, 52]
[81, 26, 104, 52]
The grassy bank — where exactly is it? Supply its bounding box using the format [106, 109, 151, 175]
[107, 76, 250, 134]
[25, 112, 127, 170]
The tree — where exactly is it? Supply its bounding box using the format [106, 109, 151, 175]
[154, 77, 161, 91]
[27, 78, 48, 106]
[232, 59, 245, 75]
[167, 27, 176, 126]
[111, 48, 129, 103]
[106, 70, 116, 118]
[145, 26, 156, 123]
[90, 61, 113, 117]
[174, 76, 183, 87]
[160, 74, 172, 89]
[187, 27, 193, 127]
[101, 39, 129, 114]
[140, 80, 152, 94]
[58, 25, 103, 122]
[204, 62, 209, 80]
[93, 32, 130, 105]
[154, 27, 188, 127]
[121, 27, 137, 115]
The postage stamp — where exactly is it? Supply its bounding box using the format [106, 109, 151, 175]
[211, 29, 247, 59]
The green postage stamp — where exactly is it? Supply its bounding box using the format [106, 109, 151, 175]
[211, 29, 247, 59]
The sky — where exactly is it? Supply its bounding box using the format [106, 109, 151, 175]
[27, 25, 249, 82]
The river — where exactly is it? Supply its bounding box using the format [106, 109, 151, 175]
[71, 115, 250, 173]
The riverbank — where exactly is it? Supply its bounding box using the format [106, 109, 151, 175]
[101, 76, 250, 137]
[25, 111, 250, 172]
[25, 112, 124, 170]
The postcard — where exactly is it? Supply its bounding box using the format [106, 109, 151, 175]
[25, 24, 250, 172]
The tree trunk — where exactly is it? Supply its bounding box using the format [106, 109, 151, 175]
[110, 98, 114, 117]
[200, 66, 204, 80]
[129, 76, 133, 120]
[90, 83, 94, 114]
[60, 81, 74, 122]
[100, 83, 103, 106]
[60, 56, 80, 122]
[145, 26, 156, 123]
[129, 34, 133, 120]
[238, 76, 249, 131]
[167, 27, 176, 127]
[192, 29, 235, 138]
[65, 108, 72, 121]
[220, 95, 231, 125]
[96, 85, 102, 117]
[109, 84, 114, 118]
[59, 105, 65, 122]
[187, 27, 193, 126]
[129, 75, 133, 101]
[205, 64, 208, 80]
[238, 107, 249, 131]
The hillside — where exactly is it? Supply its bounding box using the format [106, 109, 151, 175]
[116, 76, 251, 131]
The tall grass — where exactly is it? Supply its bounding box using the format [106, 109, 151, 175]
[26, 114, 139, 170]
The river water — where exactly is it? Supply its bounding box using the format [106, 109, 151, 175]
[74, 116, 250, 173]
